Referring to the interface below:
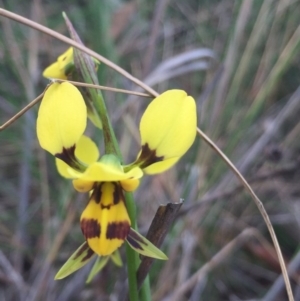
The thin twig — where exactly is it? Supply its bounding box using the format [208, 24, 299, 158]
[196, 127, 294, 301]
[55, 79, 151, 98]
[0, 80, 151, 131]
[178, 161, 300, 217]
[0, 8, 159, 98]
[262, 250, 300, 301]
[0, 92, 44, 131]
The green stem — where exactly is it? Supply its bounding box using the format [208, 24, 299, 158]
[93, 92, 121, 157]
[125, 192, 140, 301]
[93, 91, 151, 301]
[125, 242, 139, 301]
[140, 276, 152, 301]
[125, 192, 152, 301]
[75, 35, 151, 300]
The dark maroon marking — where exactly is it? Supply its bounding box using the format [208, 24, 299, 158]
[81, 218, 101, 239]
[81, 247, 95, 262]
[128, 228, 147, 245]
[74, 242, 90, 260]
[91, 183, 102, 204]
[106, 221, 130, 240]
[126, 235, 143, 250]
[55, 145, 79, 168]
[101, 204, 111, 210]
[137, 143, 164, 169]
[113, 183, 125, 205]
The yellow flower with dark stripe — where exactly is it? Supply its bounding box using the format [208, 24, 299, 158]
[36, 83, 197, 256]
[80, 182, 130, 256]
[43, 48, 74, 80]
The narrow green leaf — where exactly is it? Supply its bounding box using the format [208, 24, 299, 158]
[55, 242, 95, 280]
[126, 228, 168, 260]
[110, 250, 123, 267]
[86, 256, 109, 284]
[63, 13, 121, 156]
[63, 12, 103, 130]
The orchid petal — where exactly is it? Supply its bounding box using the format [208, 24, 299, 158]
[138, 90, 196, 173]
[81, 183, 130, 256]
[55, 135, 99, 179]
[70, 162, 143, 182]
[55, 242, 95, 280]
[86, 256, 109, 283]
[36, 82, 87, 155]
[43, 48, 74, 80]
[126, 228, 168, 260]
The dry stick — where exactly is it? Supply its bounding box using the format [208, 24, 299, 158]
[0, 92, 44, 131]
[196, 127, 294, 301]
[0, 8, 293, 301]
[0, 8, 159, 98]
[0, 81, 150, 131]
[136, 202, 183, 289]
[56, 79, 152, 98]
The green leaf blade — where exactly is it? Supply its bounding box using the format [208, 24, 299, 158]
[126, 228, 168, 260]
[55, 242, 95, 280]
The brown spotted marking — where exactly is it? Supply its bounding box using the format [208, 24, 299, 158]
[101, 204, 112, 210]
[91, 183, 102, 204]
[126, 229, 147, 250]
[55, 145, 77, 167]
[138, 143, 164, 169]
[73, 242, 95, 262]
[81, 218, 101, 239]
[106, 221, 130, 240]
[113, 182, 125, 205]
[126, 236, 143, 250]
[74, 242, 90, 260]
[81, 247, 95, 262]
[129, 228, 146, 244]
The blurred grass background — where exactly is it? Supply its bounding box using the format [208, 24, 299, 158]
[1, 0, 300, 300]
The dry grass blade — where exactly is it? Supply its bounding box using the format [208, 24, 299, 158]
[196, 127, 294, 301]
[163, 228, 257, 301]
[0, 8, 159, 98]
[0, 92, 44, 131]
[262, 250, 300, 301]
[55, 79, 151, 97]
[0, 250, 26, 292]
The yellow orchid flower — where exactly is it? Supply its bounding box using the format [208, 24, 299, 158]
[54, 242, 123, 281]
[36, 83, 196, 257]
[43, 48, 74, 80]
[43, 47, 102, 129]
[37, 82, 87, 160]
[42, 47, 100, 80]
[81, 182, 131, 256]
[130, 89, 197, 174]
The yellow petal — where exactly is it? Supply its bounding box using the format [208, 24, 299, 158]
[138, 90, 196, 172]
[57, 48, 73, 68]
[80, 183, 131, 256]
[43, 48, 74, 79]
[74, 135, 99, 164]
[55, 135, 99, 179]
[142, 158, 178, 175]
[70, 162, 143, 182]
[73, 179, 94, 192]
[120, 178, 140, 192]
[37, 82, 87, 155]
[55, 158, 73, 178]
